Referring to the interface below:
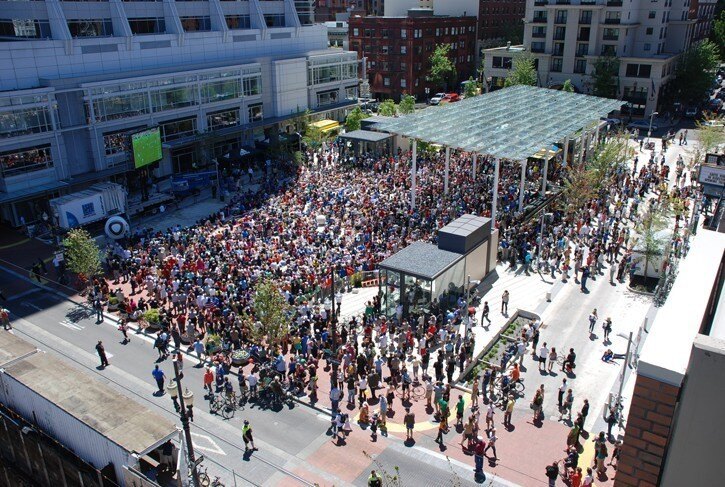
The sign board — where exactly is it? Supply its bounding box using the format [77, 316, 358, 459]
[698, 164, 725, 196]
[705, 153, 724, 166]
[57, 193, 105, 228]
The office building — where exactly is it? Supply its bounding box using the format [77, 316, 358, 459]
[349, 9, 477, 100]
[482, 0, 718, 117]
[0, 0, 359, 227]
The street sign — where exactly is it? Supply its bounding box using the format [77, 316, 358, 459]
[698, 164, 725, 196]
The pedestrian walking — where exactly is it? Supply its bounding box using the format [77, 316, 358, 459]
[545, 461, 559, 487]
[481, 301, 491, 326]
[242, 420, 256, 451]
[0, 307, 11, 331]
[485, 402, 495, 430]
[435, 417, 446, 444]
[329, 385, 342, 413]
[560, 389, 574, 421]
[588, 309, 598, 334]
[501, 290, 509, 315]
[152, 365, 165, 394]
[603, 318, 613, 342]
[93, 297, 104, 323]
[95, 340, 109, 368]
[580, 267, 590, 291]
[118, 319, 130, 343]
[474, 437, 486, 475]
[484, 428, 497, 459]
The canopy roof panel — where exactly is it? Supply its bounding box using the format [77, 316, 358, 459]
[338, 129, 395, 143]
[373, 86, 623, 160]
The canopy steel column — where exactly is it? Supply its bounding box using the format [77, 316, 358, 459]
[411, 139, 417, 209]
[563, 137, 570, 166]
[472, 153, 477, 178]
[519, 160, 526, 212]
[578, 131, 586, 165]
[492, 158, 500, 222]
[541, 156, 548, 198]
[594, 123, 601, 148]
[444, 146, 450, 195]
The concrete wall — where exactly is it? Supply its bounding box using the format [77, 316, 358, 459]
[660, 335, 725, 487]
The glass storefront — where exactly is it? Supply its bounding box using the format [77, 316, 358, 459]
[0, 107, 54, 138]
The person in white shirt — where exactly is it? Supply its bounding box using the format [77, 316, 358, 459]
[538, 343, 549, 371]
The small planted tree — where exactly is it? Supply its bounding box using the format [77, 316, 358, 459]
[249, 279, 292, 351]
[562, 79, 575, 92]
[463, 76, 478, 98]
[428, 44, 457, 91]
[634, 204, 670, 285]
[345, 106, 369, 132]
[378, 99, 397, 117]
[63, 228, 103, 288]
[591, 56, 619, 98]
[504, 55, 537, 87]
[398, 94, 416, 115]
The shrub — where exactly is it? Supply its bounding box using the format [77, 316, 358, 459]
[142, 308, 161, 324]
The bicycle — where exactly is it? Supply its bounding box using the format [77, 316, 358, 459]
[208, 392, 235, 419]
[395, 382, 426, 399]
[197, 466, 226, 487]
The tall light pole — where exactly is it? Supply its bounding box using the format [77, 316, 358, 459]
[329, 268, 339, 388]
[170, 361, 200, 487]
[647, 111, 659, 142]
[425, 87, 430, 104]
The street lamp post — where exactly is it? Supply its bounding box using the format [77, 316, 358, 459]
[328, 268, 341, 388]
[171, 360, 200, 487]
[647, 111, 659, 142]
[425, 87, 430, 104]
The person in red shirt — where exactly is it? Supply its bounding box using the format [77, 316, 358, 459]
[474, 437, 486, 474]
[203, 367, 214, 396]
[569, 467, 583, 487]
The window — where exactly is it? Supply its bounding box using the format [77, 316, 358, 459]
[604, 11, 621, 23]
[551, 58, 563, 72]
[533, 10, 548, 22]
[601, 44, 617, 56]
[128, 17, 166, 35]
[92, 93, 149, 122]
[207, 108, 240, 131]
[603, 28, 619, 40]
[345, 86, 357, 101]
[643, 43, 651, 51]
[383, 77, 390, 86]
[353, 28, 359, 36]
[531, 42, 545, 53]
[264, 14, 285, 28]
[0, 107, 54, 138]
[201, 78, 241, 103]
[381, 29, 389, 38]
[492, 56, 513, 68]
[381, 45, 388, 54]
[414, 29, 422, 38]
[316, 89, 338, 106]
[646, 27, 653, 35]
[0, 19, 52, 38]
[579, 11, 592, 24]
[243, 76, 261, 96]
[554, 10, 567, 23]
[180, 16, 211, 32]
[574, 59, 586, 74]
[150, 86, 198, 112]
[532, 26, 546, 38]
[309, 65, 341, 84]
[576, 43, 588, 56]
[160, 117, 197, 142]
[0, 144, 53, 177]
[400, 45, 407, 54]
[400, 79, 406, 88]
[625, 64, 652, 78]
[67, 19, 113, 37]
[247, 103, 263, 122]
[103, 127, 142, 156]
[401, 28, 406, 38]
[648, 11, 656, 19]
[226, 15, 250, 30]
[400, 62, 407, 70]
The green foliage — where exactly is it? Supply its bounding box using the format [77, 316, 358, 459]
[378, 99, 397, 117]
[62, 228, 102, 281]
[398, 94, 416, 115]
[689, 116, 725, 166]
[345, 106, 369, 132]
[592, 56, 619, 98]
[635, 205, 670, 279]
[589, 135, 628, 189]
[713, 11, 725, 59]
[562, 79, 575, 92]
[292, 150, 305, 166]
[428, 44, 457, 91]
[504, 55, 537, 87]
[143, 308, 161, 325]
[250, 278, 292, 350]
[290, 108, 311, 133]
[463, 76, 478, 98]
[351, 272, 363, 288]
[302, 123, 330, 151]
[672, 41, 721, 104]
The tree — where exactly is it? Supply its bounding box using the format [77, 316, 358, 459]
[689, 115, 725, 167]
[562, 79, 575, 93]
[672, 40, 721, 104]
[428, 44, 457, 91]
[249, 278, 292, 351]
[302, 123, 329, 152]
[634, 204, 670, 285]
[712, 10, 725, 59]
[591, 56, 619, 98]
[588, 135, 628, 189]
[562, 163, 595, 215]
[463, 76, 478, 98]
[63, 228, 103, 285]
[378, 99, 397, 117]
[504, 55, 537, 87]
[398, 94, 416, 115]
[345, 106, 368, 131]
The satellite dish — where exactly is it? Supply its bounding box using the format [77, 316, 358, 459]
[105, 216, 129, 240]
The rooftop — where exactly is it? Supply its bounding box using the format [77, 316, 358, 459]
[378, 241, 463, 280]
[338, 130, 395, 143]
[373, 85, 623, 160]
[0, 332, 177, 456]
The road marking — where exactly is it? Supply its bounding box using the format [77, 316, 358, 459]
[59, 320, 84, 331]
[190, 432, 226, 455]
[21, 302, 42, 311]
[7, 289, 40, 301]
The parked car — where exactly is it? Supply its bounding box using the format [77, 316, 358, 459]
[684, 106, 699, 118]
[430, 93, 446, 105]
[603, 117, 622, 127]
[441, 93, 461, 103]
[701, 120, 724, 128]
[627, 120, 659, 132]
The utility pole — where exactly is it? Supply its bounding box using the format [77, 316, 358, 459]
[172, 360, 200, 487]
[616, 331, 634, 427]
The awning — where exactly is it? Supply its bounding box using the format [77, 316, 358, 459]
[310, 119, 341, 133]
[0, 180, 69, 204]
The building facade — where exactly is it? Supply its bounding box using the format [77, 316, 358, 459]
[0, 0, 359, 227]
[349, 11, 477, 100]
[482, 0, 716, 117]
[478, 0, 526, 45]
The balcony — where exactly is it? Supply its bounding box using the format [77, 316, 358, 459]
[555, 0, 570, 4]
[554, 33, 566, 40]
[579, 17, 592, 25]
[532, 17, 548, 24]
[551, 61, 563, 73]
[553, 47, 565, 56]
[576, 48, 589, 56]
[531, 45, 546, 53]
[554, 16, 568, 24]
[607, 0, 623, 6]
[532, 31, 546, 38]
[534, 0, 548, 5]
[578, 33, 590, 41]
[604, 18, 621, 24]
[603, 34, 619, 41]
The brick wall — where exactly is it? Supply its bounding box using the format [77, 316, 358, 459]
[614, 375, 680, 487]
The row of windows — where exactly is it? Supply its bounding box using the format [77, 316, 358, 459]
[308, 63, 357, 85]
[0, 107, 54, 139]
[353, 25, 475, 39]
[0, 144, 53, 177]
[0, 19, 51, 39]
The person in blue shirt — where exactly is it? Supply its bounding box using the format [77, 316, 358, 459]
[152, 365, 166, 394]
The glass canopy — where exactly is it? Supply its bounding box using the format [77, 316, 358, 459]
[374, 85, 624, 161]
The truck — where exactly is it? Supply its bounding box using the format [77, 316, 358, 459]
[49, 182, 127, 230]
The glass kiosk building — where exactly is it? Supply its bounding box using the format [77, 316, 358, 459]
[378, 214, 498, 318]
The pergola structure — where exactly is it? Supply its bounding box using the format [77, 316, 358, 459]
[374, 85, 623, 220]
[338, 129, 395, 157]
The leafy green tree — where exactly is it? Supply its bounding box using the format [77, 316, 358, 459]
[344, 106, 369, 131]
[672, 40, 721, 104]
[562, 79, 575, 92]
[591, 56, 619, 98]
[302, 123, 330, 152]
[689, 115, 725, 166]
[710, 10, 725, 59]
[504, 55, 537, 87]
[463, 76, 478, 98]
[634, 204, 670, 283]
[588, 135, 628, 189]
[428, 44, 457, 91]
[249, 278, 292, 351]
[398, 94, 416, 115]
[63, 228, 103, 284]
[378, 99, 397, 117]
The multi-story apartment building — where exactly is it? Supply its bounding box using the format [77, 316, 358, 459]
[0, 0, 359, 228]
[315, 0, 360, 21]
[482, 0, 716, 117]
[478, 0, 526, 44]
[691, 0, 717, 42]
[349, 10, 477, 100]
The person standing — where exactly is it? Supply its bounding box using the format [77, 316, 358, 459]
[484, 428, 497, 460]
[367, 470, 382, 487]
[504, 395, 515, 426]
[329, 384, 342, 413]
[404, 407, 415, 441]
[545, 461, 559, 487]
[603, 318, 613, 342]
[538, 342, 549, 371]
[474, 437, 486, 475]
[242, 420, 256, 451]
[93, 297, 104, 323]
[118, 319, 130, 343]
[588, 309, 598, 334]
[501, 290, 510, 315]
[455, 395, 466, 427]
[95, 341, 109, 368]
[152, 365, 165, 394]
[558, 379, 567, 409]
